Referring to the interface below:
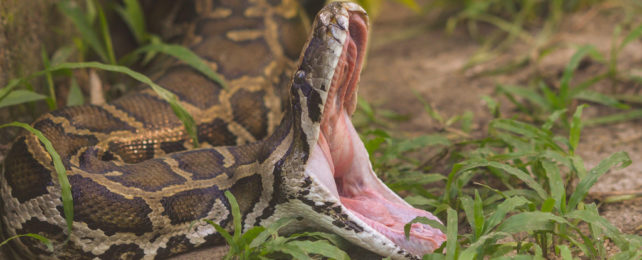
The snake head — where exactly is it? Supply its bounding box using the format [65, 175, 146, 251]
[281, 2, 447, 259]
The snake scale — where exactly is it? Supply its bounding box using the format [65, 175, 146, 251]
[0, 1, 446, 259]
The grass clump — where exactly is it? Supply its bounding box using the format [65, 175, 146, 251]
[207, 191, 349, 260]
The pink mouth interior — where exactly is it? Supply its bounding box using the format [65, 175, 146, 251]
[306, 12, 447, 256]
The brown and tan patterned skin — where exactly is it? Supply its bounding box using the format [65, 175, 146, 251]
[1, 1, 420, 260]
[1, 0, 307, 258]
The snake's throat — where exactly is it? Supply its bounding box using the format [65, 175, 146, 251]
[307, 9, 447, 257]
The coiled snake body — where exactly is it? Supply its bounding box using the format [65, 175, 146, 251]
[1, 1, 446, 259]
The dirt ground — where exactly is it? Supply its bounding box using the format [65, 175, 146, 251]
[358, 2, 641, 235]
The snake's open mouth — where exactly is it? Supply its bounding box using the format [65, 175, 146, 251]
[305, 10, 446, 257]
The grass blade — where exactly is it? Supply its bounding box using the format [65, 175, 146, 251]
[286, 240, 350, 260]
[41, 47, 57, 110]
[114, 0, 147, 44]
[460, 160, 548, 200]
[249, 217, 296, 248]
[619, 24, 642, 50]
[204, 219, 234, 246]
[223, 191, 242, 242]
[34, 62, 199, 147]
[459, 232, 510, 259]
[133, 43, 228, 89]
[560, 45, 597, 101]
[0, 122, 73, 236]
[485, 196, 529, 232]
[567, 151, 631, 210]
[569, 104, 585, 154]
[95, 2, 116, 65]
[57, 0, 109, 63]
[0, 90, 47, 109]
[0, 233, 52, 252]
[445, 207, 458, 260]
[573, 91, 628, 109]
[584, 109, 642, 126]
[404, 217, 446, 240]
[540, 160, 565, 213]
[497, 212, 569, 233]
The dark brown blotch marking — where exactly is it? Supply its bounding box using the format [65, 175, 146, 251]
[14, 218, 64, 256]
[100, 244, 144, 259]
[230, 89, 269, 140]
[79, 152, 186, 192]
[273, 15, 307, 60]
[111, 93, 181, 129]
[173, 149, 227, 180]
[160, 140, 187, 154]
[193, 37, 272, 79]
[229, 174, 263, 219]
[33, 119, 99, 166]
[67, 175, 153, 236]
[195, 16, 263, 39]
[156, 65, 222, 109]
[197, 118, 238, 147]
[4, 137, 53, 203]
[51, 105, 136, 133]
[155, 235, 196, 259]
[160, 187, 222, 225]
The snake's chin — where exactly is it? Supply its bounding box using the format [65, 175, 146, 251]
[304, 8, 447, 257]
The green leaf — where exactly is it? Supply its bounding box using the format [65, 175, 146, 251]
[0, 122, 73, 236]
[0, 90, 47, 109]
[41, 47, 57, 110]
[569, 104, 585, 154]
[249, 217, 296, 248]
[275, 242, 313, 260]
[619, 24, 642, 50]
[473, 190, 484, 239]
[542, 109, 566, 131]
[445, 207, 458, 260]
[567, 151, 631, 210]
[223, 191, 242, 243]
[485, 196, 529, 232]
[35, 62, 199, 147]
[95, 2, 116, 65]
[584, 109, 642, 126]
[497, 212, 569, 233]
[0, 233, 53, 252]
[57, 0, 109, 63]
[459, 160, 548, 200]
[404, 217, 446, 239]
[66, 78, 85, 106]
[573, 91, 628, 109]
[204, 219, 234, 246]
[132, 43, 228, 89]
[560, 45, 598, 101]
[459, 232, 510, 259]
[286, 240, 350, 260]
[496, 84, 549, 110]
[540, 160, 565, 213]
[114, 0, 147, 44]
[557, 244, 572, 260]
[565, 208, 626, 246]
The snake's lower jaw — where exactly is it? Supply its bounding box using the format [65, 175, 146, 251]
[304, 4, 446, 258]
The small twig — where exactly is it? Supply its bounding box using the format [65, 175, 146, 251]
[89, 69, 105, 105]
[588, 189, 642, 203]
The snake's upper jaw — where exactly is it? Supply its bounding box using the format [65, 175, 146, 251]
[296, 2, 447, 258]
